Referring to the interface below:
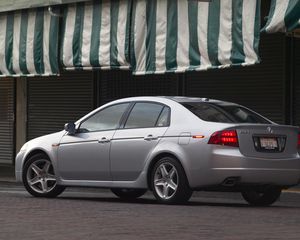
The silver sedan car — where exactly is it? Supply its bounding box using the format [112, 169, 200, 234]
[15, 96, 300, 205]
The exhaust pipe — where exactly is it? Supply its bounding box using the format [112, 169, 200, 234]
[222, 177, 240, 187]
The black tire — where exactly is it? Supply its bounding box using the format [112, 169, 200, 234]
[111, 188, 147, 199]
[241, 187, 282, 206]
[22, 153, 65, 198]
[151, 157, 193, 204]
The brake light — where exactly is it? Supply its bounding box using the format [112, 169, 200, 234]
[208, 130, 239, 147]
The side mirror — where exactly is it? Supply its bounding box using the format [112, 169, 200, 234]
[64, 122, 76, 135]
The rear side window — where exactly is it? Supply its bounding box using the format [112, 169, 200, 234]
[181, 102, 270, 124]
[125, 102, 167, 128]
[156, 107, 170, 127]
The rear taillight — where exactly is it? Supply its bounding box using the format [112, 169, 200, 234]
[208, 130, 239, 147]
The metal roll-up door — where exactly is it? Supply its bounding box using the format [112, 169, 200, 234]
[0, 78, 15, 164]
[294, 37, 300, 127]
[27, 72, 94, 140]
[98, 70, 178, 105]
[185, 34, 286, 124]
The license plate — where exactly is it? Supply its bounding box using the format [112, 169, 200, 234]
[260, 138, 278, 150]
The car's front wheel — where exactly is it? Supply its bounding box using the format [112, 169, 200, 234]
[241, 187, 282, 206]
[22, 153, 65, 198]
[151, 157, 193, 204]
[111, 188, 147, 199]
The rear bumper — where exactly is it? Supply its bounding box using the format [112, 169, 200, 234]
[210, 168, 300, 187]
[190, 148, 300, 188]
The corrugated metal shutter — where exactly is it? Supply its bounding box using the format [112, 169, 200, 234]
[27, 71, 94, 140]
[99, 70, 178, 105]
[185, 34, 286, 124]
[294, 37, 300, 127]
[0, 78, 15, 164]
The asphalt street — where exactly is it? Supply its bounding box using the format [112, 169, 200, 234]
[0, 183, 300, 240]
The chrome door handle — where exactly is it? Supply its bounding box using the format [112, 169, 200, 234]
[98, 137, 111, 143]
[144, 135, 158, 141]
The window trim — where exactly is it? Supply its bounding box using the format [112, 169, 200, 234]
[121, 101, 171, 130]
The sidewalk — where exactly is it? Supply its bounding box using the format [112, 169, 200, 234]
[0, 164, 16, 183]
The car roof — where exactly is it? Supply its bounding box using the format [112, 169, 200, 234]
[160, 96, 240, 105]
[77, 96, 241, 124]
[105, 96, 238, 106]
[161, 96, 219, 103]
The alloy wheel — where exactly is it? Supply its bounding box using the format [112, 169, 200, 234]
[26, 159, 57, 194]
[154, 162, 178, 200]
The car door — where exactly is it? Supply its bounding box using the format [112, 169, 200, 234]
[57, 103, 130, 181]
[110, 102, 170, 181]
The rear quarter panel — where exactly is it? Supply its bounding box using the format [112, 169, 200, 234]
[145, 101, 236, 188]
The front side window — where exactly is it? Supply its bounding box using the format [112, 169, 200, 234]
[79, 103, 130, 132]
[124, 102, 166, 129]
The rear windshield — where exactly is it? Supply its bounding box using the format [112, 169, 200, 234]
[181, 102, 271, 124]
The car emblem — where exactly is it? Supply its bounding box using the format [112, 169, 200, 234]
[267, 127, 273, 133]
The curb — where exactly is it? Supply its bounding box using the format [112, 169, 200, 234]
[283, 189, 300, 193]
[0, 164, 15, 183]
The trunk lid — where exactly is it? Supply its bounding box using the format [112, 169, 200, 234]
[229, 124, 299, 159]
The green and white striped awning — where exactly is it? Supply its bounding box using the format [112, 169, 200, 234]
[61, 0, 131, 70]
[0, 8, 59, 77]
[263, 0, 300, 33]
[0, 0, 91, 13]
[131, 0, 261, 75]
[62, 0, 261, 75]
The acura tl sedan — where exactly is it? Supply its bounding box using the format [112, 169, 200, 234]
[15, 96, 300, 206]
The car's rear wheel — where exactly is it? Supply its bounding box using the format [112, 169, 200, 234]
[151, 157, 192, 204]
[22, 153, 65, 198]
[241, 187, 282, 206]
[111, 188, 147, 199]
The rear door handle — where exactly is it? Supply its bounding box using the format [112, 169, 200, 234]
[98, 137, 111, 143]
[144, 135, 158, 141]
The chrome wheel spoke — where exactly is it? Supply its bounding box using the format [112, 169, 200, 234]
[29, 176, 41, 186]
[154, 179, 165, 187]
[43, 161, 51, 173]
[169, 167, 176, 178]
[160, 165, 168, 178]
[168, 180, 177, 191]
[163, 185, 169, 198]
[31, 164, 42, 176]
[40, 180, 48, 193]
[45, 174, 56, 182]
